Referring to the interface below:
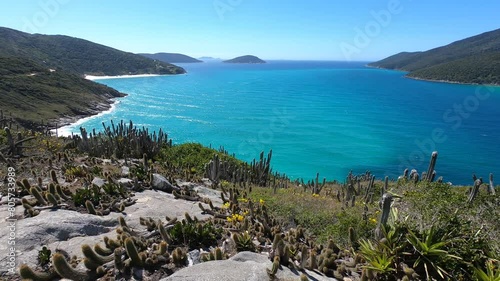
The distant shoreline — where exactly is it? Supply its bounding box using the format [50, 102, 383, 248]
[366, 65, 500, 87]
[52, 73, 185, 134]
[85, 74, 164, 80]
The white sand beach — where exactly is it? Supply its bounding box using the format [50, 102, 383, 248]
[85, 74, 163, 80]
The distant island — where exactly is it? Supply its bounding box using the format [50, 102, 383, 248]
[199, 56, 223, 62]
[368, 28, 500, 85]
[0, 27, 186, 130]
[223, 55, 266, 64]
[139, 52, 202, 63]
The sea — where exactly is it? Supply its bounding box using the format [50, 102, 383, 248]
[59, 61, 500, 185]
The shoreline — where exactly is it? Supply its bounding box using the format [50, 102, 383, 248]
[365, 65, 500, 87]
[53, 73, 184, 135]
[85, 74, 164, 80]
[51, 98, 121, 136]
[405, 75, 500, 87]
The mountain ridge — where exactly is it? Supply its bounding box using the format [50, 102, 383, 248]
[138, 52, 202, 63]
[368, 28, 500, 85]
[0, 27, 186, 76]
[0, 26, 186, 130]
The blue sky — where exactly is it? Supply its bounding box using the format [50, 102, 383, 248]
[0, 0, 498, 61]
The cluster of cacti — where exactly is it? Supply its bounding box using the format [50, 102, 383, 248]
[201, 247, 226, 262]
[249, 150, 273, 187]
[266, 227, 365, 279]
[173, 186, 201, 201]
[19, 215, 196, 280]
[1, 126, 36, 157]
[300, 172, 326, 194]
[74, 120, 171, 159]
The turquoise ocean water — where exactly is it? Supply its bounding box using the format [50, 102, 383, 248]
[60, 61, 500, 185]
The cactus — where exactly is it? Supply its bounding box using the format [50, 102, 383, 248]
[124, 237, 143, 267]
[157, 220, 171, 243]
[45, 193, 59, 207]
[103, 236, 121, 250]
[156, 241, 168, 256]
[348, 227, 357, 247]
[48, 182, 56, 194]
[468, 178, 483, 203]
[82, 244, 114, 266]
[114, 248, 125, 271]
[50, 169, 59, 184]
[267, 256, 280, 278]
[307, 250, 317, 270]
[172, 247, 187, 266]
[85, 200, 99, 215]
[94, 243, 113, 256]
[30, 186, 47, 205]
[118, 216, 128, 228]
[56, 184, 72, 200]
[375, 193, 394, 240]
[52, 253, 93, 281]
[19, 264, 58, 281]
[488, 173, 496, 195]
[206, 154, 221, 188]
[382, 176, 388, 195]
[214, 247, 224, 260]
[425, 151, 438, 182]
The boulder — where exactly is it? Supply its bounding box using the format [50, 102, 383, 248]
[161, 251, 335, 281]
[0, 209, 117, 273]
[151, 173, 178, 193]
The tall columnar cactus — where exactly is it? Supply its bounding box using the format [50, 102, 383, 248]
[312, 172, 326, 195]
[468, 178, 483, 203]
[30, 187, 47, 205]
[425, 151, 438, 182]
[124, 237, 143, 267]
[206, 154, 221, 188]
[382, 176, 389, 196]
[488, 173, 496, 195]
[251, 150, 273, 186]
[375, 193, 393, 240]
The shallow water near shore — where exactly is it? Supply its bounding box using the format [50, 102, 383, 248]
[60, 61, 500, 185]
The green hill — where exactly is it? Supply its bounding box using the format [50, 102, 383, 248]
[139, 52, 202, 63]
[368, 28, 500, 85]
[0, 57, 125, 129]
[0, 27, 185, 76]
[223, 55, 266, 63]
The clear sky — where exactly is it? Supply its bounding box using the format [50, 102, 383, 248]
[0, 0, 498, 61]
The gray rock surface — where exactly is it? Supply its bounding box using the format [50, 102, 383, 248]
[0, 209, 117, 272]
[0, 183, 224, 276]
[92, 176, 106, 187]
[161, 251, 335, 281]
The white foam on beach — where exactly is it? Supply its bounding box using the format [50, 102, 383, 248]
[84, 74, 163, 80]
[52, 99, 121, 137]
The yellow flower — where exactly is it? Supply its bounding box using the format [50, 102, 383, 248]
[312, 193, 320, 197]
[237, 198, 248, 203]
[259, 199, 265, 205]
[222, 202, 230, 209]
[369, 218, 377, 224]
[228, 214, 244, 223]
